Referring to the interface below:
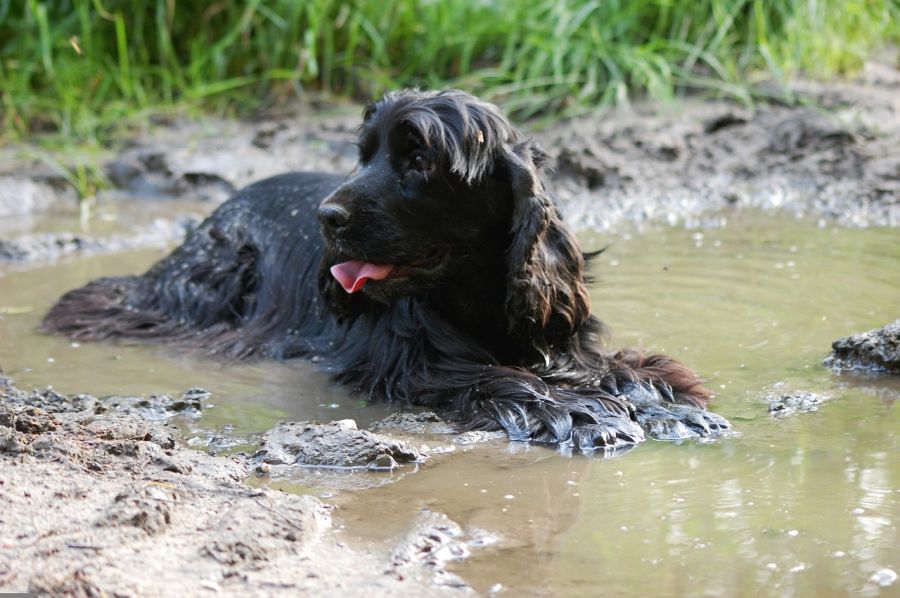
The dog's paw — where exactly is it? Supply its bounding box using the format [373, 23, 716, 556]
[569, 416, 645, 454]
[636, 404, 731, 441]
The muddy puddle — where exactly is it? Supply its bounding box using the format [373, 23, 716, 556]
[1, 203, 898, 596]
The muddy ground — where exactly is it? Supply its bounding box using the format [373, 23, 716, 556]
[0, 372, 496, 596]
[1, 65, 899, 595]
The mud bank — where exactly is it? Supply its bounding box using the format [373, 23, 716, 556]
[2, 68, 899, 265]
[0, 373, 477, 596]
[546, 69, 900, 230]
[0, 216, 196, 264]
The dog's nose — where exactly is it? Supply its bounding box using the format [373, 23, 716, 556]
[317, 204, 350, 233]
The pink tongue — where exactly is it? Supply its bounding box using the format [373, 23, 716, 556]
[330, 260, 394, 293]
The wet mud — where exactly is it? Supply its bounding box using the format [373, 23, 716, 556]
[255, 419, 424, 470]
[767, 391, 834, 417]
[546, 67, 900, 230]
[0, 372, 478, 596]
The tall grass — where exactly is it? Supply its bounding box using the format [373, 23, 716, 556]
[1, 0, 897, 142]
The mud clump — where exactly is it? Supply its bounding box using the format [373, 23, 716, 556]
[767, 391, 833, 417]
[0, 404, 58, 434]
[0, 176, 74, 218]
[369, 411, 458, 435]
[95, 388, 207, 420]
[256, 419, 424, 470]
[0, 216, 198, 265]
[825, 319, 900, 374]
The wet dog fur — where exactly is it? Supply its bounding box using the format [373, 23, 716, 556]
[44, 89, 730, 453]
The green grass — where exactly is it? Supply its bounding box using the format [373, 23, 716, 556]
[1, 0, 897, 144]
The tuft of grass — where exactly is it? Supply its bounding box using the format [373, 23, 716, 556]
[1, 0, 897, 143]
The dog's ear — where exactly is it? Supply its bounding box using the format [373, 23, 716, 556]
[501, 141, 590, 358]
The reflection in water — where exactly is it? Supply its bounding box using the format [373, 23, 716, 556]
[1, 209, 898, 596]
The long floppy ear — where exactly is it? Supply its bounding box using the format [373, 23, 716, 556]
[502, 141, 591, 357]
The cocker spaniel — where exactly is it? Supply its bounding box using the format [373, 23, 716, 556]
[45, 89, 730, 453]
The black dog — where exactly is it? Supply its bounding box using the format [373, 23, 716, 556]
[45, 89, 730, 452]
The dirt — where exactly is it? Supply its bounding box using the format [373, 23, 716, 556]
[0, 372, 476, 596]
[255, 420, 424, 469]
[0, 176, 76, 219]
[545, 69, 900, 230]
[825, 319, 900, 374]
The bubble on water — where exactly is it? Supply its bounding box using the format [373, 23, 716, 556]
[852, 507, 865, 515]
[789, 563, 807, 573]
[870, 569, 897, 587]
[766, 563, 778, 571]
[504, 494, 515, 500]
[786, 529, 799, 537]
[830, 551, 846, 558]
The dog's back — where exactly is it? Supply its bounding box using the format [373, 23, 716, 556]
[44, 172, 344, 360]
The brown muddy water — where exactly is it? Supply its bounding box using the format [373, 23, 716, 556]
[1, 206, 898, 597]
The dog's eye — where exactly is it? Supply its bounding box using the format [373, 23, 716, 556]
[410, 153, 432, 173]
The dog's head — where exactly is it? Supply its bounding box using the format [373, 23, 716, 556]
[318, 89, 590, 352]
